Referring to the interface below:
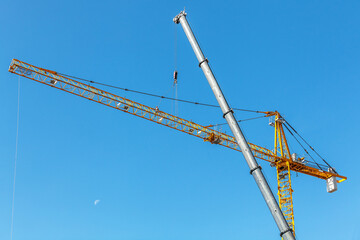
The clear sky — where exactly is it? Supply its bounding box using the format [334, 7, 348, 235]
[1, 1, 359, 240]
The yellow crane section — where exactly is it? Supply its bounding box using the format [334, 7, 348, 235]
[273, 113, 296, 233]
[8, 58, 346, 183]
[8, 58, 347, 235]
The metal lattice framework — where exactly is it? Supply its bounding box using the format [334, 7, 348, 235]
[8, 59, 347, 236]
[8, 59, 347, 183]
[274, 113, 295, 235]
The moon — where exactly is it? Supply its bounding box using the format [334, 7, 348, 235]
[94, 200, 100, 205]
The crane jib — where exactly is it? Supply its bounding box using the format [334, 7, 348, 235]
[8, 59, 346, 183]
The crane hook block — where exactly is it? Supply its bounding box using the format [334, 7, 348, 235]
[173, 70, 178, 84]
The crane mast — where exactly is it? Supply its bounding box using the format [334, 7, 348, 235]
[273, 113, 295, 232]
[173, 11, 296, 239]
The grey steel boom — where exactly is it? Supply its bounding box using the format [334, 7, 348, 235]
[173, 11, 296, 240]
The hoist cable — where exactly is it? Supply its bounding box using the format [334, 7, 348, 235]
[58, 73, 263, 114]
[284, 120, 336, 173]
[283, 123, 323, 170]
[174, 23, 178, 71]
[173, 23, 179, 116]
[11, 77, 20, 240]
[210, 115, 268, 127]
[157, 86, 173, 108]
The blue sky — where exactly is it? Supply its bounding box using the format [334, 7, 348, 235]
[1, 1, 359, 240]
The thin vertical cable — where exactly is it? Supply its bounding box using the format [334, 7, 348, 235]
[10, 76, 20, 240]
[174, 82, 178, 116]
[174, 23, 178, 71]
[174, 23, 179, 116]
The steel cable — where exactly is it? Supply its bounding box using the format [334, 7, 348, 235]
[57, 73, 264, 114]
[283, 123, 323, 170]
[10, 77, 20, 240]
[284, 120, 336, 173]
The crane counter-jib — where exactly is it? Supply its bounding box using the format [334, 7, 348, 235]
[8, 58, 347, 184]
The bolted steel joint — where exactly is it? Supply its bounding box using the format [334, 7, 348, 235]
[173, 11, 187, 24]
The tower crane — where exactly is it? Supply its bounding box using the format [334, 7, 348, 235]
[9, 58, 346, 238]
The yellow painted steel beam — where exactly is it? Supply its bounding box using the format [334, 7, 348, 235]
[277, 162, 295, 236]
[8, 59, 347, 183]
[274, 113, 295, 237]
